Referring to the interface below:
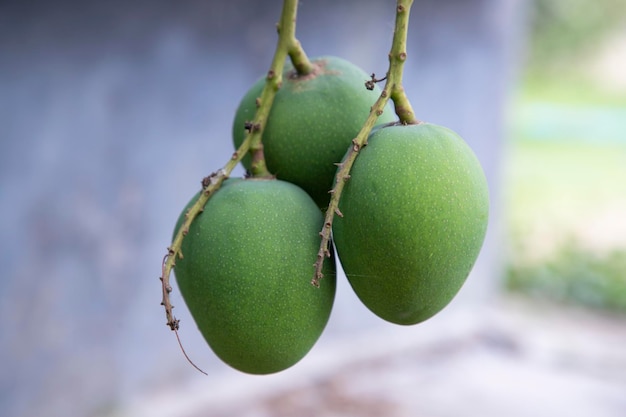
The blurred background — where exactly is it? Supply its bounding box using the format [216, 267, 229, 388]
[1, 0, 625, 416]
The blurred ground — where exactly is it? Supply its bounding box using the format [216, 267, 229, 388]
[124, 297, 626, 417]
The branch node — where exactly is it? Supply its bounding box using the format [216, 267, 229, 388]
[244, 121, 261, 133]
[365, 73, 387, 90]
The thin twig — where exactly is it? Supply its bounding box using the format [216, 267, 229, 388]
[175, 329, 208, 375]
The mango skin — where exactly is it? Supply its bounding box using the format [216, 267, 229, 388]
[232, 56, 397, 208]
[173, 178, 336, 374]
[332, 123, 489, 325]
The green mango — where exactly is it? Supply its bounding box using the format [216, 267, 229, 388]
[232, 55, 397, 208]
[332, 123, 489, 325]
[173, 178, 336, 374]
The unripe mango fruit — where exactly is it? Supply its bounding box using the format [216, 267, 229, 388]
[332, 123, 489, 325]
[232, 56, 396, 208]
[173, 178, 336, 374]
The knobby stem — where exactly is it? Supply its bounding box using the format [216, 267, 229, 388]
[160, 0, 305, 365]
[312, 0, 419, 286]
[388, 0, 418, 125]
[277, 0, 314, 76]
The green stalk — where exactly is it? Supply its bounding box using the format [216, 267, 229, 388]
[160, 0, 303, 345]
[288, 38, 315, 75]
[388, 1, 418, 125]
[312, 0, 419, 286]
[249, 0, 314, 174]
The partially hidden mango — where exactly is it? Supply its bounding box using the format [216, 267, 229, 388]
[232, 56, 396, 207]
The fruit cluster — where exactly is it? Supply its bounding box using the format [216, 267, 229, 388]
[172, 55, 489, 375]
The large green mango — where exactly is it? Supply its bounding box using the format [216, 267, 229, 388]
[332, 123, 489, 325]
[232, 55, 396, 207]
[173, 178, 336, 374]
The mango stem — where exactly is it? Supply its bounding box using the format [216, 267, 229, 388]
[160, 0, 303, 370]
[312, 0, 419, 286]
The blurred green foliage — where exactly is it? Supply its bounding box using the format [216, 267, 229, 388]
[528, 0, 626, 70]
[505, 0, 626, 314]
[504, 133, 626, 314]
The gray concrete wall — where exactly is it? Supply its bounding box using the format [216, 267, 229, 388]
[0, 1, 527, 416]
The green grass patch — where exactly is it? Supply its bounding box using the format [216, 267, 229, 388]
[507, 244, 626, 313]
